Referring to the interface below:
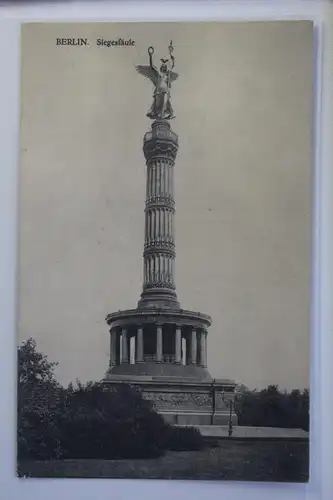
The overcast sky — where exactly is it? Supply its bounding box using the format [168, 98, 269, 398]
[18, 21, 313, 390]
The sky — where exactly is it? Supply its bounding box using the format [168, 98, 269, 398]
[18, 21, 313, 390]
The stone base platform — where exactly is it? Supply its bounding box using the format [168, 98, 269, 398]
[102, 373, 238, 426]
[177, 425, 309, 440]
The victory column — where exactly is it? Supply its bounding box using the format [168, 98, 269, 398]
[103, 42, 237, 426]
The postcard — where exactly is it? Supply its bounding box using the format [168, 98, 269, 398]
[17, 21, 313, 482]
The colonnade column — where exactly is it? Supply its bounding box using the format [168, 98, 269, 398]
[136, 327, 144, 363]
[200, 329, 207, 367]
[175, 325, 182, 364]
[156, 325, 163, 362]
[121, 327, 128, 363]
[116, 330, 121, 365]
[185, 335, 191, 365]
[191, 328, 197, 365]
[112, 323, 207, 367]
[109, 329, 117, 367]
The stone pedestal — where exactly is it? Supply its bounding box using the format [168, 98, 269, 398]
[102, 373, 237, 426]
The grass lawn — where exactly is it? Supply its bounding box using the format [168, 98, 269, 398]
[18, 440, 309, 482]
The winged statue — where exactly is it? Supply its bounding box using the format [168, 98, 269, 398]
[136, 41, 178, 120]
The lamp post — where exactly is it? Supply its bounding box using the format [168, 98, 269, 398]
[228, 398, 233, 437]
[211, 380, 216, 425]
[222, 390, 234, 437]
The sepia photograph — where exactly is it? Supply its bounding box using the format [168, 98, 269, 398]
[17, 20, 313, 482]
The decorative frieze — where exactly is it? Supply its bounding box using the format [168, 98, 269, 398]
[143, 391, 213, 409]
[214, 392, 229, 411]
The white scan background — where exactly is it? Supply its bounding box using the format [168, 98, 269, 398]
[0, 1, 332, 500]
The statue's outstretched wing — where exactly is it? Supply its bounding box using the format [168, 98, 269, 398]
[169, 71, 179, 83]
[136, 65, 159, 86]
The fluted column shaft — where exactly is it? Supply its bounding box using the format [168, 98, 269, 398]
[139, 120, 179, 309]
[144, 160, 175, 289]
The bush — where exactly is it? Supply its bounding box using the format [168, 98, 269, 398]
[165, 426, 204, 452]
[52, 383, 169, 460]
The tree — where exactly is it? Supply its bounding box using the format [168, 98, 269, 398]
[17, 339, 205, 461]
[235, 384, 309, 430]
[17, 339, 63, 459]
[18, 338, 58, 387]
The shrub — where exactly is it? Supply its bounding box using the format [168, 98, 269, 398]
[56, 383, 168, 460]
[165, 426, 204, 452]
